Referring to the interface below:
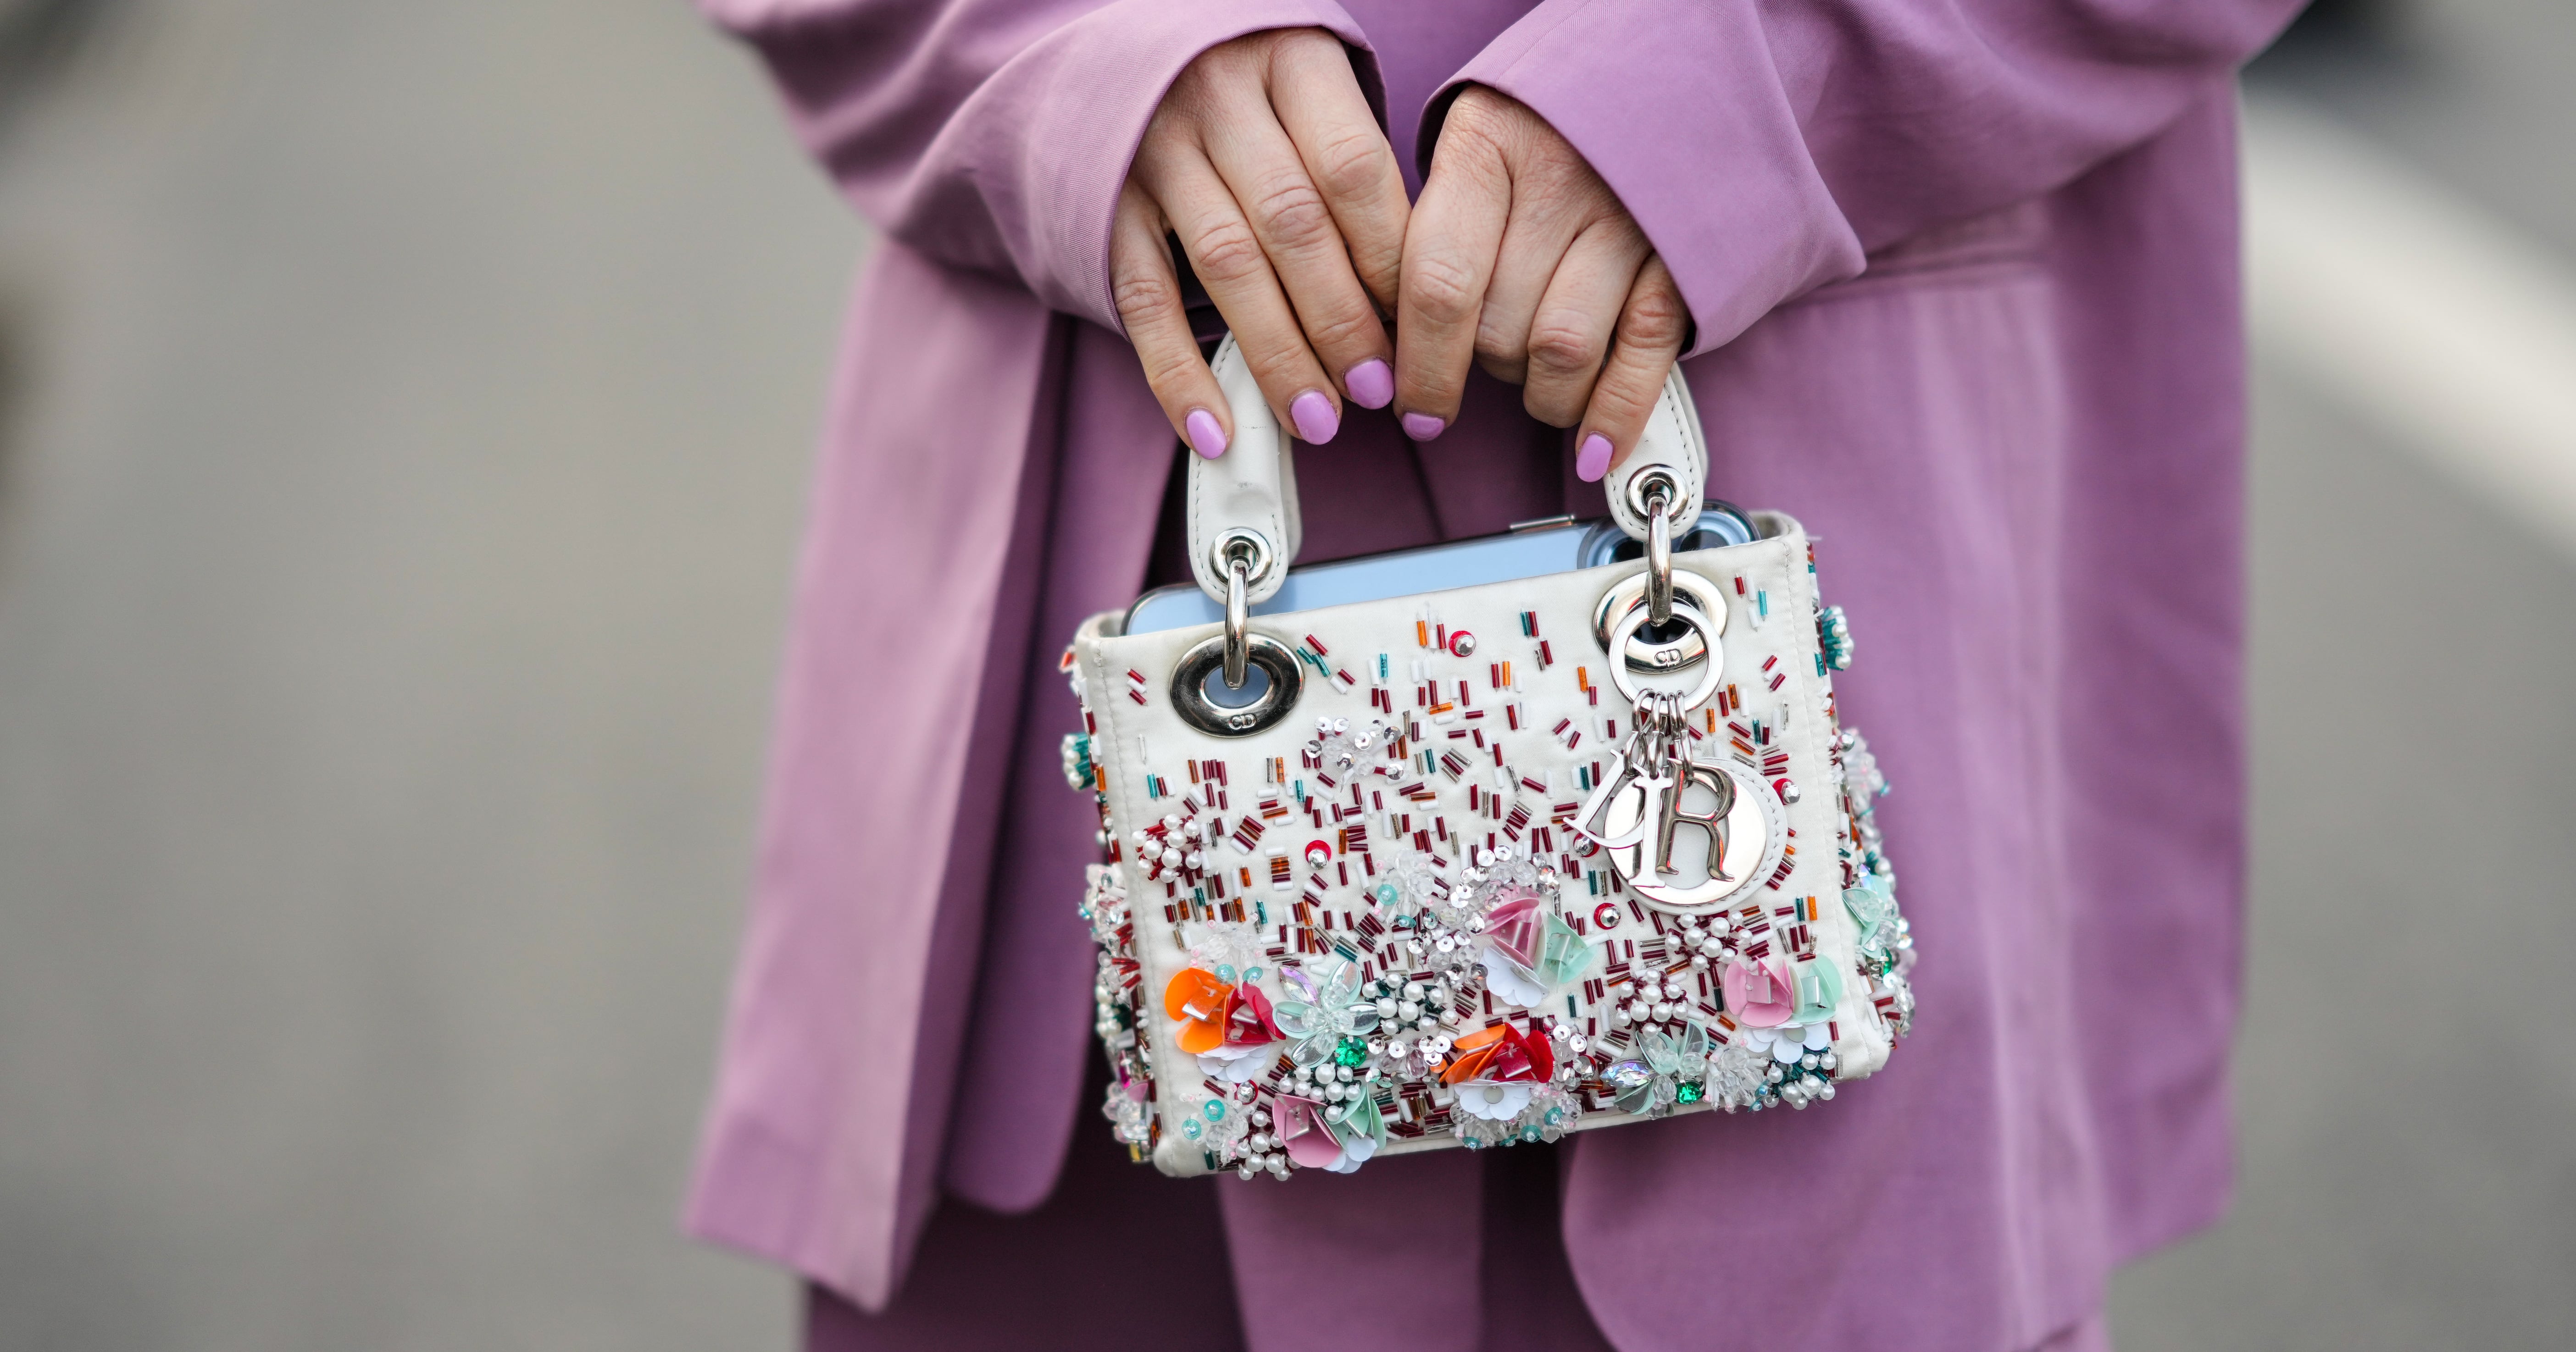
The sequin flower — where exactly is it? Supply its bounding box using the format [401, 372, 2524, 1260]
[1842, 877, 1899, 967]
[1604, 1021, 1714, 1118]
[1271, 958, 1381, 1069]
[1477, 889, 1599, 1008]
[1440, 1022, 1556, 1122]
[1721, 954, 1798, 1027]
[1272, 1089, 1384, 1174]
[1165, 967, 1284, 1082]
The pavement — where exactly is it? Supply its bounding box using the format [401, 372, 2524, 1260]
[0, 2, 2563, 1349]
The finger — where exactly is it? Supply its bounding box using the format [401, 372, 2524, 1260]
[1393, 126, 1510, 440]
[1110, 180, 1232, 458]
[1139, 145, 1345, 444]
[1470, 182, 1617, 386]
[1575, 256, 1691, 482]
[1518, 220, 1651, 427]
[1266, 32, 1409, 316]
[1198, 77, 1392, 410]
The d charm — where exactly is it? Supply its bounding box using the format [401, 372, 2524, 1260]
[1610, 759, 1786, 914]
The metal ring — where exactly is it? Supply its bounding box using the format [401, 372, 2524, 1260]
[1171, 633, 1304, 737]
[1646, 495, 1674, 624]
[1607, 600, 1723, 711]
[1623, 467, 1680, 525]
[1209, 528, 1273, 589]
[1592, 571, 1727, 673]
[1223, 560, 1250, 688]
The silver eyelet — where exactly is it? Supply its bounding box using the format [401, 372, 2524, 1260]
[1170, 633, 1303, 737]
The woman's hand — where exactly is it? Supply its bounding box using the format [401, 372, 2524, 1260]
[1111, 29, 1411, 457]
[1394, 87, 1688, 480]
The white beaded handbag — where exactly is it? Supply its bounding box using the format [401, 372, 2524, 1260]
[1061, 337, 1915, 1178]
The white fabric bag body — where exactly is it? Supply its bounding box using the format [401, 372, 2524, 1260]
[1064, 339, 1914, 1179]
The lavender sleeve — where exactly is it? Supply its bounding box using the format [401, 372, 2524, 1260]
[1429, 0, 2302, 355]
[695, 0, 1383, 328]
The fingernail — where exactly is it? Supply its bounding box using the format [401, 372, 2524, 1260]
[1344, 359, 1393, 409]
[1576, 432, 1612, 482]
[1290, 390, 1339, 444]
[1185, 408, 1227, 459]
[1400, 412, 1446, 442]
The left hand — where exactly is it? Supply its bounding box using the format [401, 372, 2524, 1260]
[1393, 87, 1689, 481]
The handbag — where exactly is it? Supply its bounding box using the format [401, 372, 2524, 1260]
[1061, 336, 1915, 1178]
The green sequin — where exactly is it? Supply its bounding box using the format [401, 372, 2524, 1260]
[1332, 1037, 1368, 1068]
[1676, 1081, 1704, 1104]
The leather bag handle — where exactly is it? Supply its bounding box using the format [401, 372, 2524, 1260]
[1185, 334, 1709, 604]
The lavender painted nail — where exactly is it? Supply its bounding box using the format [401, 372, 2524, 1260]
[1289, 391, 1338, 444]
[1400, 412, 1445, 442]
[1344, 359, 1393, 410]
[1577, 433, 1613, 482]
[1185, 408, 1227, 459]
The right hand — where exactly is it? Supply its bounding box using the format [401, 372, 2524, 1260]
[1110, 29, 1410, 458]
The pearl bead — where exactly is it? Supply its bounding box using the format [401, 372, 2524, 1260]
[1691, 954, 1710, 970]
[1652, 1001, 1674, 1021]
[1375, 997, 1398, 1019]
[1402, 981, 1425, 1001]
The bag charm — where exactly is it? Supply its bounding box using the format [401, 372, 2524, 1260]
[1064, 337, 1914, 1178]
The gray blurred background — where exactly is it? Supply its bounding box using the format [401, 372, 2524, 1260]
[0, 0, 2565, 1348]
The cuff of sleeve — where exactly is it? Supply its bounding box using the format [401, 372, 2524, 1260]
[976, 0, 1384, 328]
[1423, 0, 1863, 356]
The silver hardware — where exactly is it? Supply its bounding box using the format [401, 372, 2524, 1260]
[1171, 632, 1303, 737]
[1622, 467, 1681, 524]
[1605, 600, 1723, 711]
[1591, 570, 1727, 673]
[1646, 491, 1674, 624]
[1223, 557, 1250, 688]
[1572, 685, 1785, 915]
[1210, 529, 1272, 690]
[1209, 528, 1273, 589]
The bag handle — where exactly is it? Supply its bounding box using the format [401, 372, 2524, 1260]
[1185, 333, 1709, 606]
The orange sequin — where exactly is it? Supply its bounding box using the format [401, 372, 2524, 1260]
[1164, 968, 1233, 1055]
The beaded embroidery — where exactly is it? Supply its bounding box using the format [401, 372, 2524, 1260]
[1066, 541, 1913, 1178]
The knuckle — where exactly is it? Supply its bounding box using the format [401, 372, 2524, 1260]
[1110, 270, 1178, 328]
[1404, 253, 1482, 325]
[1137, 348, 1205, 399]
[1524, 319, 1601, 378]
[1239, 339, 1311, 391]
[1301, 305, 1377, 355]
[1618, 283, 1688, 347]
[1310, 129, 1393, 201]
[1189, 220, 1269, 287]
[1249, 178, 1336, 255]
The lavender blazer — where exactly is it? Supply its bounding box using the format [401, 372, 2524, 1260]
[684, 1, 2301, 1347]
